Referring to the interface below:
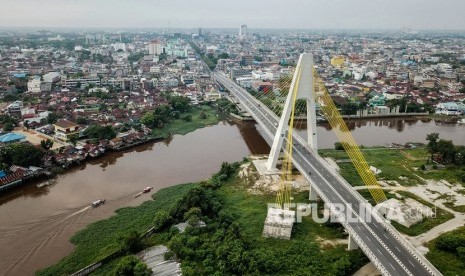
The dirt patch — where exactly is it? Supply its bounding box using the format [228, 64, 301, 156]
[400, 150, 428, 161]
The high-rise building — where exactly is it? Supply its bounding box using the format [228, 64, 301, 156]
[112, 43, 126, 52]
[239, 24, 247, 40]
[198, 28, 203, 36]
[147, 40, 165, 56]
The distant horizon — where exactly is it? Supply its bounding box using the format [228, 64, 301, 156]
[1, 26, 465, 33]
[1, 0, 465, 31]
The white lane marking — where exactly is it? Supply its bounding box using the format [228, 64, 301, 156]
[395, 246, 401, 252]
[223, 77, 420, 275]
[408, 260, 416, 268]
[389, 263, 397, 271]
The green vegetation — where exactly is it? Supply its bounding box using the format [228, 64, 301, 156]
[215, 98, 239, 115]
[0, 115, 20, 129]
[0, 143, 44, 170]
[443, 202, 465, 213]
[46, 112, 59, 124]
[149, 104, 220, 139]
[320, 148, 425, 186]
[37, 183, 198, 275]
[128, 52, 145, 63]
[40, 139, 54, 151]
[41, 162, 369, 275]
[426, 132, 465, 166]
[113, 255, 152, 276]
[84, 125, 117, 140]
[3, 122, 14, 131]
[427, 226, 465, 275]
[188, 41, 218, 70]
[320, 146, 465, 186]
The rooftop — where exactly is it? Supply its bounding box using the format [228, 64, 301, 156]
[54, 119, 78, 129]
[0, 133, 26, 143]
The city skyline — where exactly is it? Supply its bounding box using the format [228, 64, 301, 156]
[1, 0, 465, 30]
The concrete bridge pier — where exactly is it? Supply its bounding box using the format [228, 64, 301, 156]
[348, 234, 359, 251]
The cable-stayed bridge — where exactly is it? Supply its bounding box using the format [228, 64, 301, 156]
[213, 54, 442, 276]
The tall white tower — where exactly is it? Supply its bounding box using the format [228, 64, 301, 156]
[239, 24, 247, 40]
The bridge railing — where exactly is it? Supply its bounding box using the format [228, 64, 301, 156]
[304, 144, 443, 276]
[219, 73, 442, 276]
[289, 158, 392, 276]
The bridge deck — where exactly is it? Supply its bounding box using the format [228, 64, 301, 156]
[214, 71, 441, 276]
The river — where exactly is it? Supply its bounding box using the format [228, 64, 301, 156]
[0, 117, 463, 275]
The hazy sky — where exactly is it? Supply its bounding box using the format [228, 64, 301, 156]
[1, 0, 464, 30]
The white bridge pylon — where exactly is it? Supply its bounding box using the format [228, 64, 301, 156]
[266, 53, 318, 172]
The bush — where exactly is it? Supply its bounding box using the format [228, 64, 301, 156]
[121, 231, 144, 254]
[457, 247, 465, 261]
[436, 234, 465, 252]
[153, 210, 172, 232]
[334, 142, 344, 150]
[3, 122, 14, 131]
[114, 255, 152, 276]
[199, 112, 207, 119]
[184, 207, 202, 226]
[164, 251, 175, 261]
[182, 115, 192, 122]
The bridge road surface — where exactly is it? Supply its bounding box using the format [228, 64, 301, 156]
[213, 71, 440, 276]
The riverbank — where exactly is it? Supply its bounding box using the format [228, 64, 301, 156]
[39, 161, 368, 275]
[0, 104, 222, 196]
[37, 144, 465, 275]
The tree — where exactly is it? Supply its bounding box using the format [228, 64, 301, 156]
[341, 102, 359, 115]
[69, 134, 79, 146]
[184, 207, 202, 226]
[121, 231, 144, 254]
[169, 96, 191, 112]
[0, 143, 44, 167]
[218, 53, 230, 59]
[114, 255, 152, 276]
[437, 139, 456, 164]
[40, 139, 54, 151]
[99, 103, 108, 112]
[334, 142, 344, 150]
[153, 210, 172, 232]
[426, 133, 440, 159]
[133, 262, 152, 276]
[141, 106, 170, 129]
[76, 117, 89, 125]
[84, 125, 117, 140]
[0, 115, 18, 126]
[46, 112, 59, 124]
[199, 112, 207, 120]
[3, 122, 14, 132]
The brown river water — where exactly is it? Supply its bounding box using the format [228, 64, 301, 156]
[0, 118, 463, 275]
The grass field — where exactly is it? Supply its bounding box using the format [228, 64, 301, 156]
[151, 105, 221, 138]
[320, 147, 464, 187]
